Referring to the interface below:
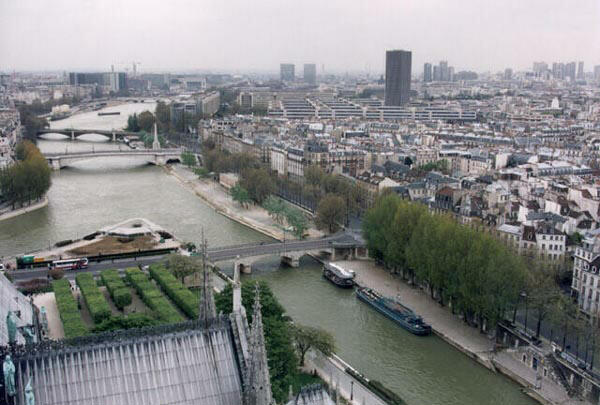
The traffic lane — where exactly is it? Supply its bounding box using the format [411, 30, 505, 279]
[208, 241, 333, 261]
[10, 255, 168, 282]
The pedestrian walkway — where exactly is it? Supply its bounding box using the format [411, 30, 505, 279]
[336, 260, 585, 405]
[168, 165, 325, 241]
[304, 350, 386, 405]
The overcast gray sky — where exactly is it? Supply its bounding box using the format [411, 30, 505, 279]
[1, 0, 599, 74]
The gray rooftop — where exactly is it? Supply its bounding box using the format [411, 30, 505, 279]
[12, 323, 242, 405]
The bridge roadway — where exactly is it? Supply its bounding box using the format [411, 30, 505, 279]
[206, 232, 363, 262]
[43, 148, 183, 170]
[37, 128, 139, 140]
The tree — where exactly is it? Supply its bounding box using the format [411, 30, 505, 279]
[164, 254, 197, 283]
[180, 151, 197, 167]
[315, 194, 346, 233]
[0, 141, 51, 208]
[126, 113, 140, 132]
[193, 167, 211, 178]
[304, 165, 325, 187]
[263, 196, 287, 224]
[155, 101, 171, 132]
[526, 255, 561, 338]
[285, 207, 308, 239]
[137, 111, 156, 133]
[231, 183, 251, 208]
[240, 168, 275, 204]
[292, 324, 335, 366]
[48, 268, 65, 280]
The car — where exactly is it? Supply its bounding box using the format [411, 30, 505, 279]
[0, 263, 4, 271]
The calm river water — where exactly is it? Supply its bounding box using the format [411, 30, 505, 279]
[0, 104, 537, 405]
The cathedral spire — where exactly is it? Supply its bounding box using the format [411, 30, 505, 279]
[198, 231, 216, 327]
[244, 282, 273, 405]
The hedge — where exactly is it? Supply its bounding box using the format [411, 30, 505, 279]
[149, 264, 199, 318]
[52, 279, 88, 338]
[124, 268, 184, 323]
[75, 273, 112, 324]
[100, 269, 132, 310]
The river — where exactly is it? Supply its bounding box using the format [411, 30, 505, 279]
[0, 103, 537, 405]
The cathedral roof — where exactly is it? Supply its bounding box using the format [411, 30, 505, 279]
[10, 317, 243, 405]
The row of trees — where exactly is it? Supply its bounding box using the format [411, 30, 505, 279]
[0, 141, 51, 208]
[363, 194, 546, 332]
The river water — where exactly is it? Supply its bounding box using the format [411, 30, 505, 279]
[0, 104, 537, 405]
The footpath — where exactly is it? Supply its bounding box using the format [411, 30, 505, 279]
[336, 259, 587, 405]
[0, 196, 48, 222]
[165, 165, 324, 241]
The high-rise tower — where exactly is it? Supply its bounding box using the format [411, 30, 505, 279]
[384, 50, 412, 106]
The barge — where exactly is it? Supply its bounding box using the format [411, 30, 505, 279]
[356, 287, 431, 336]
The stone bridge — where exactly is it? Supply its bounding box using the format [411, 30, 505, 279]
[44, 149, 182, 170]
[37, 128, 140, 142]
[207, 232, 367, 273]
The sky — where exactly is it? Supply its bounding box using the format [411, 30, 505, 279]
[1, 0, 599, 74]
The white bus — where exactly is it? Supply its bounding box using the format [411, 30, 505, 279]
[50, 258, 89, 271]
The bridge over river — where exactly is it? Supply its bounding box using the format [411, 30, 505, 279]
[207, 231, 367, 271]
[43, 148, 183, 170]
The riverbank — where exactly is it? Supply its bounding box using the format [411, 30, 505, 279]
[0, 196, 48, 222]
[337, 259, 584, 405]
[164, 165, 324, 242]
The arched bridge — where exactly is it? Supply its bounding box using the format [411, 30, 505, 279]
[206, 232, 367, 271]
[37, 129, 140, 142]
[44, 148, 182, 170]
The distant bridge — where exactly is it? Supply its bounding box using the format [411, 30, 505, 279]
[44, 148, 182, 170]
[37, 128, 140, 142]
[206, 232, 367, 271]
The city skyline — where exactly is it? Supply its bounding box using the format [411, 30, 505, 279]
[1, 0, 599, 73]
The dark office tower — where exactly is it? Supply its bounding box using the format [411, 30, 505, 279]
[385, 50, 412, 106]
[423, 63, 432, 82]
[439, 61, 449, 81]
[577, 61, 584, 79]
[303, 63, 317, 85]
[595, 66, 600, 81]
[504, 68, 513, 80]
[280, 64, 295, 81]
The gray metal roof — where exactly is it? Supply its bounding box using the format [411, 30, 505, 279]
[13, 325, 243, 405]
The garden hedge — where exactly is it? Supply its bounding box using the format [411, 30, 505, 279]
[124, 268, 183, 323]
[100, 269, 132, 310]
[52, 279, 88, 338]
[75, 273, 111, 324]
[149, 264, 199, 318]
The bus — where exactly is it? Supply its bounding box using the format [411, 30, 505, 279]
[50, 258, 89, 271]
